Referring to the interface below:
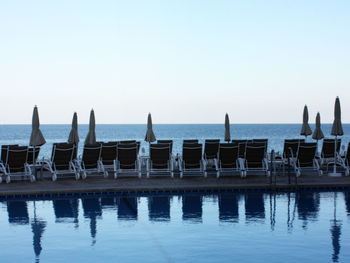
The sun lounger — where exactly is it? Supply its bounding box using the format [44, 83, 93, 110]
[204, 139, 220, 159]
[76, 144, 104, 179]
[0, 145, 34, 183]
[42, 143, 78, 181]
[339, 142, 350, 176]
[241, 143, 270, 177]
[319, 138, 342, 169]
[100, 141, 118, 177]
[293, 143, 322, 177]
[217, 143, 244, 177]
[179, 143, 206, 178]
[147, 143, 173, 177]
[115, 143, 141, 178]
[27, 146, 41, 165]
[280, 139, 305, 173]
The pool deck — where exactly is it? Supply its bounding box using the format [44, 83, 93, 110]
[0, 171, 349, 197]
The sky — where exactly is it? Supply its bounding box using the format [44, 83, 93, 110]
[0, 0, 349, 124]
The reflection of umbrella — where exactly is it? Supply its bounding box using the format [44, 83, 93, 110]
[32, 218, 46, 263]
[224, 113, 231, 142]
[84, 109, 96, 145]
[68, 112, 79, 144]
[300, 105, 312, 139]
[144, 113, 156, 143]
[330, 192, 342, 263]
[32, 202, 47, 263]
[329, 97, 343, 176]
[30, 105, 46, 146]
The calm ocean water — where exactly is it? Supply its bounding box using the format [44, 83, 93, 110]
[0, 191, 350, 263]
[0, 124, 349, 158]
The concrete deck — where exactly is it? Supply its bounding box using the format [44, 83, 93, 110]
[0, 171, 349, 197]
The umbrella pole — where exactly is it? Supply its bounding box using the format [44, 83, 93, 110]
[333, 136, 337, 174]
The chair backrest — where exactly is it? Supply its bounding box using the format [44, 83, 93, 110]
[117, 143, 138, 167]
[6, 146, 28, 172]
[245, 145, 266, 168]
[82, 144, 102, 168]
[232, 140, 251, 158]
[157, 140, 173, 153]
[297, 143, 317, 167]
[218, 143, 239, 164]
[52, 143, 75, 169]
[27, 147, 40, 165]
[252, 139, 268, 147]
[321, 138, 341, 158]
[183, 139, 199, 145]
[283, 139, 304, 158]
[1, 144, 18, 163]
[182, 144, 202, 164]
[101, 141, 118, 164]
[150, 144, 171, 164]
[119, 140, 140, 154]
[204, 139, 220, 159]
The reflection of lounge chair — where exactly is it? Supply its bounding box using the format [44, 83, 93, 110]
[0, 146, 34, 183]
[76, 144, 104, 179]
[115, 143, 141, 178]
[147, 143, 173, 177]
[293, 143, 322, 177]
[100, 142, 118, 177]
[217, 143, 244, 177]
[42, 143, 78, 181]
[179, 144, 206, 178]
[241, 144, 269, 177]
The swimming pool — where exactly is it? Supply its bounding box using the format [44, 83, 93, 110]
[1, 190, 350, 263]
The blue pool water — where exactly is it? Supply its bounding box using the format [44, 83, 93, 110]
[1, 190, 350, 262]
[0, 124, 350, 158]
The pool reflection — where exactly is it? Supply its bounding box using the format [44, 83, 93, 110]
[2, 191, 349, 263]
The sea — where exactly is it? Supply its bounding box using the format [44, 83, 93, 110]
[0, 124, 349, 158]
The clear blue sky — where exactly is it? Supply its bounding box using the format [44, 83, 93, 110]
[0, 0, 349, 124]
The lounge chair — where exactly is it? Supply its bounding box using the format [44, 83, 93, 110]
[241, 144, 270, 177]
[100, 141, 118, 177]
[115, 143, 141, 178]
[217, 143, 244, 177]
[183, 139, 199, 145]
[204, 139, 220, 160]
[179, 143, 206, 178]
[319, 138, 342, 169]
[119, 140, 141, 154]
[42, 143, 78, 181]
[0, 145, 34, 183]
[27, 147, 41, 165]
[147, 143, 173, 177]
[76, 144, 104, 179]
[293, 143, 322, 177]
[232, 140, 251, 158]
[339, 142, 350, 176]
[279, 139, 305, 173]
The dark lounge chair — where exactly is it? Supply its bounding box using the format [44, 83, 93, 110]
[179, 143, 206, 178]
[241, 144, 269, 177]
[100, 141, 118, 177]
[42, 143, 78, 181]
[0, 145, 34, 183]
[115, 143, 141, 178]
[147, 143, 173, 177]
[204, 139, 220, 160]
[293, 143, 322, 176]
[217, 143, 244, 177]
[76, 144, 104, 179]
[340, 142, 350, 176]
[319, 138, 342, 169]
